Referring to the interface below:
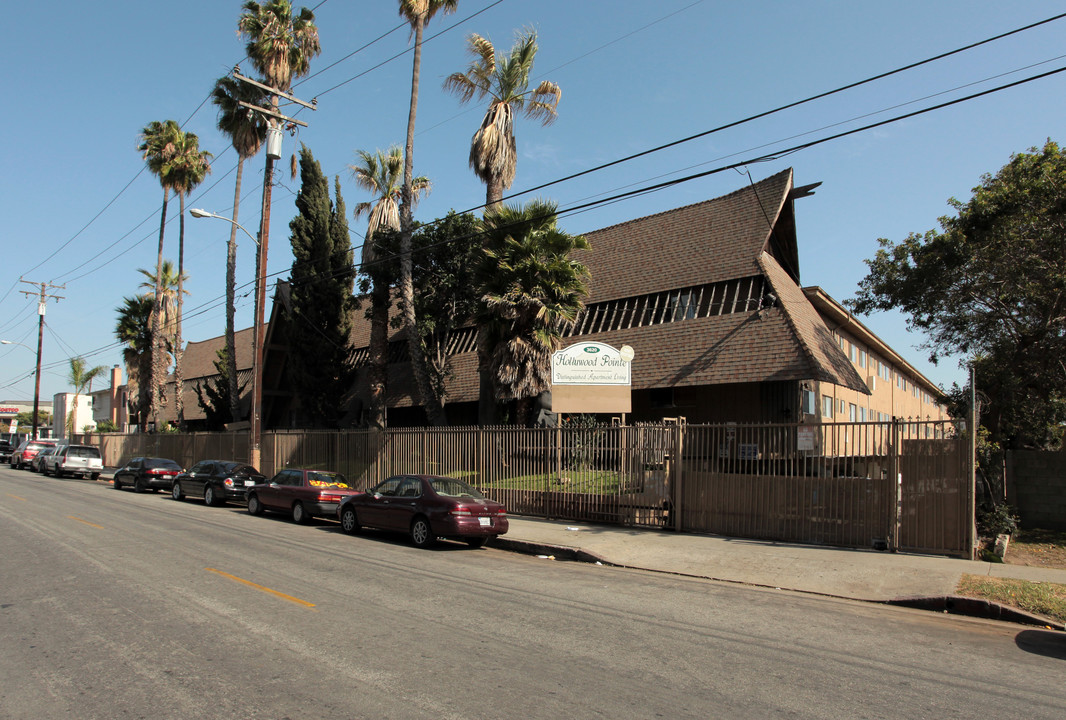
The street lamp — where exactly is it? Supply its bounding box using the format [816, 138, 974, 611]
[189, 208, 267, 470]
[1, 339, 42, 439]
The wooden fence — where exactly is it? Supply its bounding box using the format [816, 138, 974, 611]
[78, 419, 972, 556]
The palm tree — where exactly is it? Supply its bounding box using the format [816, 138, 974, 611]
[165, 131, 212, 429]
[349, 146, 430, 428]
[477, 200, 590, 425]
[114, 295, 154, 430]
[398, 0, 458, 427]
[138, 119, 182, 430]
[238, 0, 320, 95]
[211, 75, 268, 425]
[137, 260, 189, 422]
[443, 28, 561, 211]
[66, 357, 106, 438]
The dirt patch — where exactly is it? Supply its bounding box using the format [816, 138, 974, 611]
[1003, 529, 1066, 570]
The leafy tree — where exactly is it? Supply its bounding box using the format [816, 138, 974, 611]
[194, 348, 247, 431]
[114, 295, 154, 429]
[165, 130, 212, 428]
[349, 146, 430, 428]
[211, 75, 269, 425]
[287, 146, 357, 427]
[477, 200, 590, 425]
[443, 28, 561, 210]
[850, 140, 1066, 449]
[398, 0, 459, 427]
[15, 410, 50, 431]
[138, 119, 182, 429]
[403, 211, 483, 420]
[65, 357, 106, 438]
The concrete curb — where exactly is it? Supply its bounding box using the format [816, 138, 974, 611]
[887, 595, 1066, 630]
[493, 537, 1066, 630]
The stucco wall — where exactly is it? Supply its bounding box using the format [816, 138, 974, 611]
[1007, 450, 1066, 531]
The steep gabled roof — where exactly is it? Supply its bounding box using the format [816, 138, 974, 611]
[576, 169, 795, 301]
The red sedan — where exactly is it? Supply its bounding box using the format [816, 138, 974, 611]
[337, 475, 508, 548]
[246, 468, 361, 524]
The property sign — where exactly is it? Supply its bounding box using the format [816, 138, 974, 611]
[551, 342, 632, 385]
[550, 342, 633, 414]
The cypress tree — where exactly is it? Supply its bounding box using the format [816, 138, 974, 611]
[287, 145, 356, 427]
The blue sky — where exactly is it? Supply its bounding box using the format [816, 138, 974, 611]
[2, 0, 1064, 403]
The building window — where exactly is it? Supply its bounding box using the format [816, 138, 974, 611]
[649, 387, 675, 408]
[859, 349, 866, 368]
[801, 389, 816, 416]
[849, 344, 857, 363]
[849, 403, 857, 422]
[859, 407, 867, 421]
[822, 395, 833, 418]
[839, 399, 845, 414]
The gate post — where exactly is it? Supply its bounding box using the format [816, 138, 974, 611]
[890, 418, 903, 551]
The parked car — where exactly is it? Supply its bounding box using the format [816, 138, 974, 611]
[337, 475, 508, 548]
[0, 439, 14, 463]
[171, 460, 265, 506]
[113, 457, 184, 492]
[45, 444, 103, 479]
[30, 445, 60, 473]
[10, 439, 57, 470]
[246, 468, 361, 524]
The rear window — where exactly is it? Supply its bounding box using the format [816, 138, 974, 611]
[146, 458, 182, 470]
[308, 471, 351, 489]
[68, 447, 100, 458]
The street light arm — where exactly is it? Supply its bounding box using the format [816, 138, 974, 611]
[189, 208, 260, 246]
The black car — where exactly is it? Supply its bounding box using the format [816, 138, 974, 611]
[0, 440, 14, 463]
[171, 460, 265, 506]
[113, 457, 184, 492]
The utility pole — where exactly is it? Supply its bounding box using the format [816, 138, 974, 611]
[231, 68, 314, 471]
[19, 279, 64, 440]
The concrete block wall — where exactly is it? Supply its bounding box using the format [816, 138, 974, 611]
[1007, 450, 1066, 531]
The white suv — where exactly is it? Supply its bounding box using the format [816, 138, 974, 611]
[46, 444, 103, 480]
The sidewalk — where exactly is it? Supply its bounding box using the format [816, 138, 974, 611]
[497, 516, 1066, 628]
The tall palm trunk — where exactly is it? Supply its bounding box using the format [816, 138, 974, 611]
[401, 13, 447, 427]
[368, 278, 390, 428]
[151, 188, 169, 430]
[175, 194, 187, 429]
[226, 158, 245, 424]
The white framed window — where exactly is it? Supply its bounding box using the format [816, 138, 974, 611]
[859, 349, 867, 368]
[822, 395, 833, 418]
[849, 403, 857, 422]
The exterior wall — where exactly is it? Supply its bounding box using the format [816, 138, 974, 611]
[1007, 450, 1066, 531]
[816, 329, 950, 424]
[52, 393, 96, 439]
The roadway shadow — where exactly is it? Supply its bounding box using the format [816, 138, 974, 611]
[313, 522, 484, 552]
[1015, 630, 1066, 660]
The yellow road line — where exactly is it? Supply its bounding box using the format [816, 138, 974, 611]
[67, 515, 105, 529]
[205, 568, 316, 608]
[5, 494, 27, 501]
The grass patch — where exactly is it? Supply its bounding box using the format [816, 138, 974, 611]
[957, 574, 1066, 625]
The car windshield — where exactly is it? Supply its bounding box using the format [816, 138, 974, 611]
[429, 477, 485, 499]
[146, 458, 182, 470]
[307, 471, 350, 489]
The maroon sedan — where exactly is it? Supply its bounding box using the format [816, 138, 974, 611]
[246, 468, 361, 524]
[337, 475, 508, 548]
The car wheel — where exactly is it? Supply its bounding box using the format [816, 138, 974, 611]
[134, 478, 146, 493]
[113, 477, 123, 490]
[247, 494, 263, 516]
[204, 486, 216, 507]
[292, 502, 310, 524]
[90, 473, 99, 481]
[172, 481, 185, 501]
[339, 506, 361, 535]
[466, 537, 489, 549]
[410, 516, 435, 548]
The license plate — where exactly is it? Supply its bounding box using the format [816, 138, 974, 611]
[163, 475, 174, 481]
[244, 480, 256, 486]
[478, 517, 491, 527]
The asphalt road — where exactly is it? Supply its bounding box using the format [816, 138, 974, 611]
[2, 467, 1065, 719]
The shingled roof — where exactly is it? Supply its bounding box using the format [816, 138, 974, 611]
[331, 167, 869, 408]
